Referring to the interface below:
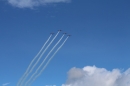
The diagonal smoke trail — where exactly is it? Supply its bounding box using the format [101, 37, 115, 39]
[20, 31, 60, 86]
[17, 34, 52, 86]
[28, 36, 69, 86]
[25, 34, 65, 86]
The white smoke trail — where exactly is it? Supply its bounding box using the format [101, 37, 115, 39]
[7, 0, 71, 8]
[29, 36, 69, 86]
[2, 83, 10, 86]
[25, 34, 65, 86]
[20, 31, 60, 86]
[17, 34, 52, 86]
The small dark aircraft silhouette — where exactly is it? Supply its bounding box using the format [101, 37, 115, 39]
[68, 35, 71, 37]
[50, 33, 54, 35]
[58, 30, 62, 31]
[63, 33, 67, 34]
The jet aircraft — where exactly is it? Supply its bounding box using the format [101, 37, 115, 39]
[58, 30, 62, 31]
[68, 35, 71, 36]
[50, 33, 54, 35]
[63, 33, 67, 34]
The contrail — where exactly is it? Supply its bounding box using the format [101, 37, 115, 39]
[29, 36, 69, 86]
[17, 34, 52, 86]
[25, 34, 65, 86]
[20, 31, 60, 86]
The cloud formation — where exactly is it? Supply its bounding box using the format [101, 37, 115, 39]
[62, 66, 130, 86]
[7, 0, 71, 8]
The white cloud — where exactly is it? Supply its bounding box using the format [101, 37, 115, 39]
[7, 0, 71, 8]
[2, 83, 10, 86]
[62, 66, 130, 86]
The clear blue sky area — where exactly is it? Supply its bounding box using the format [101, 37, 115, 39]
[0, 0, 130, 86]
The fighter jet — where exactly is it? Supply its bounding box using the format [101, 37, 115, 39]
[68, 35, 71, 37]
[50, 33, 54, 35]
[58, 30, 62, 32]
[63, 33, 67, 34]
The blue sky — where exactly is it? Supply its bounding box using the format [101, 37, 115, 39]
[0, 0, 130, 86]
